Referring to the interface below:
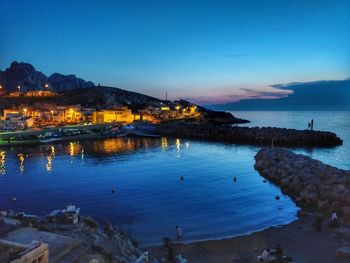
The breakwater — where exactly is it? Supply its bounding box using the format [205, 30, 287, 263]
[158, 123, 343, 147]
[254, 147, 350, 218]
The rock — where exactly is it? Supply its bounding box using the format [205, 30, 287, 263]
[337, 227, 350, 240]
[317, 199, 330, 211]
[336, 246, 350, 261]
[0, 211, 7, 216]
[83, 216, 99, 229]
[104, 223, 116, 237]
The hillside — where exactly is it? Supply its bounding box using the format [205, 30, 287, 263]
[0, 61, 161, 109]
[0, 61, 95, 92]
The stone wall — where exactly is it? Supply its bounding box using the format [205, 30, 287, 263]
[254, 147, 350, 218]
[159, 123, 343, 147]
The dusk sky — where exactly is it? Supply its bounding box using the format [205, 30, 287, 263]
[1, 0, 349, 103]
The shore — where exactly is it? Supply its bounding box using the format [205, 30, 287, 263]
[148, 147, 350, 263]
[148, 214, 342, 263]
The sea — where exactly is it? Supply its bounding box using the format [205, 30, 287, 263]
[0, 111, 349, 246]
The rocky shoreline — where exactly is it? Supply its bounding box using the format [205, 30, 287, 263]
[158, 123, 343, 147]
[0, 209, 151, 263]
[254, 147, 350, 216]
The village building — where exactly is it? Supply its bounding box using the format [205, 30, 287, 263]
[0, 111, 34, 131]
[92, 106, 135, 124]
[0, 239, 49, 263]
[25, 90, 58, 97]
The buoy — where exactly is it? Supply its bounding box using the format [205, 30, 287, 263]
[233, 177, 237, 182]
[111, 188, 116, 193]
[275, 196, 280, 200]
[180, 176, 184, 181]
[12, 197, 17, 202]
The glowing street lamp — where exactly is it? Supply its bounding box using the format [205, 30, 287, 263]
[0, 85, 2, 90]
[44, 83, 49, 89]
[17, 85, 21, 92]
[23, 108, 27, 115]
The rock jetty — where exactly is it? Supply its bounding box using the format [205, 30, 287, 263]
[254, 147, 350, 217]
[158, 123, 343, 147]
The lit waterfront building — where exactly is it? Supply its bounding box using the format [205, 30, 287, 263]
[92, 106, 135, 124]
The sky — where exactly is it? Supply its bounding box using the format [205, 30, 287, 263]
[0, 0, 349, 104]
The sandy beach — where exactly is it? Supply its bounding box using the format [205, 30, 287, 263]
[148, 214, 343, 263]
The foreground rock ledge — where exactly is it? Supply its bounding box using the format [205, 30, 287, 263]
[158, 123, 343, 147]
[254, 147, 350, 218]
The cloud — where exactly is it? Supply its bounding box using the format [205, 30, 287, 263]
[182, 86, 293, 105]
[239, 88, 292, 98]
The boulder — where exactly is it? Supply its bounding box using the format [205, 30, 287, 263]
[104, 223, 116, 237]
[83, 216, 99, 229]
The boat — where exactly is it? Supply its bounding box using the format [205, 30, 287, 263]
[38, 131, 62, 143]
[123, 121, 161, 138]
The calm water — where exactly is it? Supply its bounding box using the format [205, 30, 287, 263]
[0, 111, 349, 246]
[233, 111, 350, 170]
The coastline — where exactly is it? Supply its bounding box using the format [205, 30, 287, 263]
[147, 146, 350, 263]
[1, 118, 348, 262]
[147, 214, 341, 263]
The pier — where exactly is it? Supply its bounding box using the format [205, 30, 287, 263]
[158, 123, 343, 147]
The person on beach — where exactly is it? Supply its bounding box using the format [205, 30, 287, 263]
[258, 248, 270, 262]
[329, 211, 339, 228]
[176, 226, 183, 242]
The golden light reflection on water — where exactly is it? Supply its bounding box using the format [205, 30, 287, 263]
[68, 142, 84, 163]
[18, 153, 25, 174]
[1, 137, 174, 175]
[161, 137, 168, 150]
[0, 151, 5, 175]
[91, 138, 135, 154]
[46, 146, 55, 173]
[90, 138, 156, 154]
[176, 138, 180, 152]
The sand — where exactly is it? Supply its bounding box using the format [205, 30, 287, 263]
[148, 215, 342, 263]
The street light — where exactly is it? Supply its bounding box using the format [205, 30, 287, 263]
[23, 108, 27, 115]
[44, 83, 49, 89]
[17, 85, 21, 92]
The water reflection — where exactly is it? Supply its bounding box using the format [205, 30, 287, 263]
[161, 137, 168, 150]
[46, 146, 55, 173]
[18, 153, 25, 174]
[67, 142, 85, 163]
[176, 138, 180, 152]
[0, 137, 170, 174]
[0, 151, 5, 175]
